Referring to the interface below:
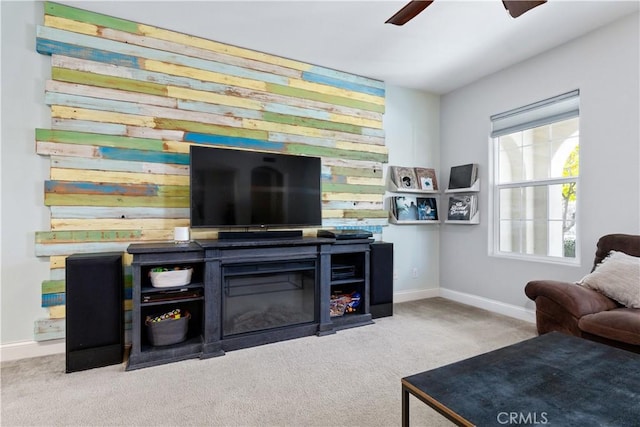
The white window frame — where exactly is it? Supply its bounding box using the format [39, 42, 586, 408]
[489, 91, 580, 265]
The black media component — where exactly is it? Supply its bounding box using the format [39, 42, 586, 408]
[369, 242, 394, 318]
[317, 229, 373, 240]
[218, 230, 303, 240]
[190, 145, 322, 229]
[65, 252, 124, 373]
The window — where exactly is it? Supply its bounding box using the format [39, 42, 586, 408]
[490, 90, 579, 262]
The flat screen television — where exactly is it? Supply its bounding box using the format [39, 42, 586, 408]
[190, 145, 322, 229]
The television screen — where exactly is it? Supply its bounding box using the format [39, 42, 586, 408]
[190, 145, 322, 228]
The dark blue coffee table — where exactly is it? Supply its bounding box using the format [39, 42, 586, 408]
[402, 332, 640, 426]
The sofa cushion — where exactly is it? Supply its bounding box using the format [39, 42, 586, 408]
[578, 250, 640, 308]
[579, 309, 640, 345]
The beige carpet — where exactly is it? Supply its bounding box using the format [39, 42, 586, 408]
[1, 298, 536, 426]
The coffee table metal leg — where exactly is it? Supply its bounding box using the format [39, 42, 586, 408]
[402, 384, 410, 427]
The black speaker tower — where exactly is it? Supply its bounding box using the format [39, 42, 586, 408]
[65, 252, 124, 372]
[369, 242, 394, 318]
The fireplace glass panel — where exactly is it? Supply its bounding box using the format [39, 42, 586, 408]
[222, 260, 317, 337]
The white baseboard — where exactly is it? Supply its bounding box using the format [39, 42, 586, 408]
[0, 339, 65, 362]
[439, 287, 536, 323]
[393, 288, 440, 303]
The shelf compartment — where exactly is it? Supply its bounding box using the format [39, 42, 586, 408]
[445, 178, 480, 193]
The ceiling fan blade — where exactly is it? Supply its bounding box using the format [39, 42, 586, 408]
[385, 1, 434, 26]
[502, 1, 546, 18]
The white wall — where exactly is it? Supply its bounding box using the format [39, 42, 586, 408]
[382, 87, 441, 302]
[439, 13, 640, 315]
[0, 2, 441, 353]
[1, 1, 53, 347]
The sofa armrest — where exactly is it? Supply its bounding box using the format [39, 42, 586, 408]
[525, 280, 619, 318]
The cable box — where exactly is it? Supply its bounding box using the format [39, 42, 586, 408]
[317, 229, 372, 240]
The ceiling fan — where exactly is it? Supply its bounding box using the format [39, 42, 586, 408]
[385, 1, 547, 25]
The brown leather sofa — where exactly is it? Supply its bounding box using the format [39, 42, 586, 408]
[525, 234, 640, 353]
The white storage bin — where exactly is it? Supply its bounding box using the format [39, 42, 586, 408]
[149, 268, 193, 288]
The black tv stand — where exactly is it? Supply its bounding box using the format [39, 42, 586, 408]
[217, 230, 303, 240]
[126, 237, 374, 370]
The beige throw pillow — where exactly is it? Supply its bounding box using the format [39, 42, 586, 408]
[578, 250, 640, 308]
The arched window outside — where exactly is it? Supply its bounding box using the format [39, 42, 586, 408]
[491, 91, 580, 262]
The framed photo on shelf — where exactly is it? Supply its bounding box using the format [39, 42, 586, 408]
[394, 196, 419, 221]
[417, 197, 438, 220]
[447, 194, 477, 221]
[414, 167, 438, 191]
[391, 166, 419, 190]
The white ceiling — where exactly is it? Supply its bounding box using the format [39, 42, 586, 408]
[63, 1, 639, 94]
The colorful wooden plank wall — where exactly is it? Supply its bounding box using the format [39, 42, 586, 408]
[34, 2, 387, 341]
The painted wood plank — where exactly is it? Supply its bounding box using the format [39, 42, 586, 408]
[37, 128, 164, 151]
[285, 143, 388, 163]
[49, 268, 65, 281]
[142, 59, 268, 92]
[51, 118, 186, 143]
[305, 65, 385, 91]
[176, 99, 263, 121]
[37, 230, 143, 243]
[39, 140, 189, 165]
[45, 2, 139, 34]
[52, 118, 128, 135]
[268, 132, 335, 148]
[42, 293, 65, 307]
[322, 201, 384, 210]
[183, 132, 283, 152]
[49, 305, 66, 319]
[46, 80, 177, 108]
[50, 156, 189, 175]
[321, 219, 387, 228]
[287, 77, 384, 106]
[44, 193, 189, 208]
[302, 71, 385, 97]
[124, 126, 185, 142]
[262, 111, 362, 135]
[44, 15, 97, 37]
[35, 241, 132, 257]
[50, 206, 189, 219]
[335, 140, 388, 154]
[50, 256, 67, 269]
[154, 118, 268, 140]
[267, 83, 384, 114]
[37, 141, 97, 158]
[322, 193, 383, 203]
[322, 183, 386, 195]
[52, 67, 167, 97]
[42, 280, 65, 294]
[243, 119, 384, 147]
[45, 180, 188, 198]
[330, 166, 384, 179]
[51, 105, 155, 127]
[37, 38, 141, 69]
[343, 210, 389, 219]
[346, 176, 385, 186]
[50, 218, 188, 231]
[34, 318, 65, 341]
[51, 168, 189, 186]
[167, 86, 263, 110]
[46, 92, 243, 128]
